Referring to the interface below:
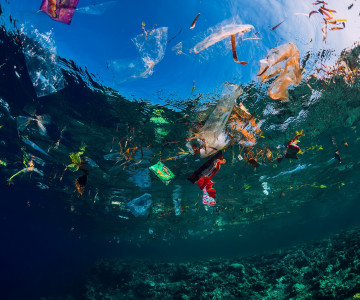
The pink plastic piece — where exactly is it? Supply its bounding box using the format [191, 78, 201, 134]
[40, 0, 79, 25]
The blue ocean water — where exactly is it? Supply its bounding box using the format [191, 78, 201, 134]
[1, 0, 360, 299]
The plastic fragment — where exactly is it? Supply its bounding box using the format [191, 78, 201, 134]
[40, 0, 79, 25]
[21, 26, 65, 97]
[188, 151, 225, 199]
[202, 188, 216, 206]
[132, 27, 168, 78]
[190, 13, 201, 29]
[22, 138, 49, 157]
[257, 42, 302, 100]
[76, 1, 116, 15]
[196, 84, 242, 157]
[127, 193, 152, 217]
[191, 23, 254, 53]
[172, 185, 182, 216]
[149, 161, 175, 184]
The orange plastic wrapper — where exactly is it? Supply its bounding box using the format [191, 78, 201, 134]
[257, 42, 302, 100]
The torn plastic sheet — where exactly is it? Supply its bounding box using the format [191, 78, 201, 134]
[22, 138, 49, 157]
[40, 0, 79, 25]
[131, 27, 168, 78]
[85, 157, 99, 168]
[172, 185, 182, 216]
[202, 188, 216, 206]
[16, 114, 51, 136]
[21, 26, 65, 98]
[109, 27, 168, 81]
[127, 193, 152, 217]
[257, 42, 302, 100]
[128, 168, 151, 188]
[76, 1, 116, 15]
[191, 23, 254, 54]
[188, 151, 225, 199]
[197, 84, 242, 157]
[149, 161, 175, 184]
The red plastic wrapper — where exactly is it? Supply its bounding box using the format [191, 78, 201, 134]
[187, 151, 225, 199]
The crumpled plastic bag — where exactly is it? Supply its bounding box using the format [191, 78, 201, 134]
[257, 42, 302, 100]
[197, 84, 242, 157]
[131, 27, 168, 78]
[21, 26, 65, 97]
[127, 193, 152, 217]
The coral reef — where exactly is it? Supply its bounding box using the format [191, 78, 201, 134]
[80, 228, 360, 299]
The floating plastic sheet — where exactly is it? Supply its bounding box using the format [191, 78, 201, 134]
[191, 23, 254, 54]
[128, 168, 151, 188]
[257, 42, 302, 100]
[21, 26, 65, 98]
[40, 0, 79, 25]
[22, 138, 49, 157]
[197, 84, 242, 157]
[76, 1, 116, 15]
[172, 185, 182, 216]
[131, 27, 168, 78]
[16, 114, 51, 136]
[127, 193, 152, 217]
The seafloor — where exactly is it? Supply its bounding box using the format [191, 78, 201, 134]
[46, 227, 360, 300]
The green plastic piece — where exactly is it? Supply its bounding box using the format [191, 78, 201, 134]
[149, 161, 175, 184]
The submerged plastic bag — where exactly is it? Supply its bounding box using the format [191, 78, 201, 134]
[21, 26, 65, 98]
[197, 84, 242, 157]
[188, 151, 225, 199]
[40, 0, 79, 25]
[127, 193, 152, 217]
[149, 161, 175, 184]
[257, 42, 302, 100]
[172, 185, 182, 216]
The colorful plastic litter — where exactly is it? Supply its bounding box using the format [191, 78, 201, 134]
[40, 0, 79, 25]
[149, 161, 175, 184]
[257, 42, 302, 100]
[188, 151, 226, 199]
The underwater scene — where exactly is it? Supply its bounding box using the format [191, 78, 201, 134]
[1, 0, 360, 299]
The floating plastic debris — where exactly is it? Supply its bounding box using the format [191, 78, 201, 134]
[202, 188, 216, 206]
[40, 0, 79, 25]
[128, 168, 151, 188]
[190, 13, 201, 30]
[132, 27, 168, 78]
[85, 157, 99, 168]
[127, 193, 152, 217]
[196, 84, 242, 157]
[172, 185, 182, 216]
[191, 23, 254, 54]
[257, 42, 302, 100]
[188, 151, 225, 199]
[16, 114, 51, 136]
[149, 161, 175, 184]
[21, 26, 65, 97]
[76, 1, 116, 15]
[22, 138, 49, 157]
